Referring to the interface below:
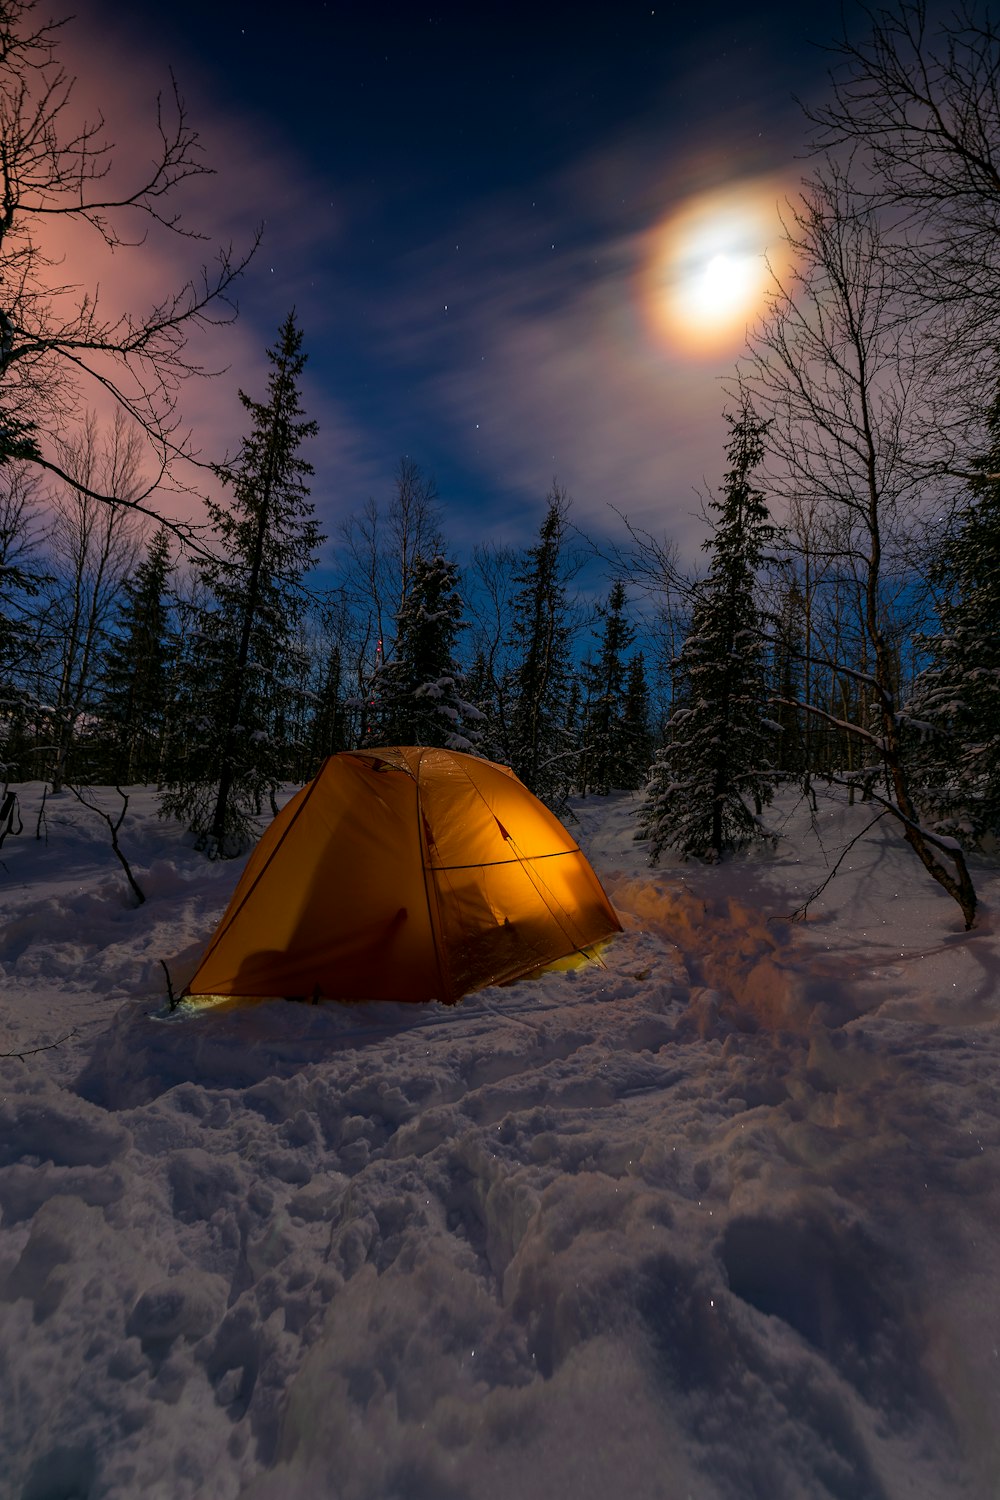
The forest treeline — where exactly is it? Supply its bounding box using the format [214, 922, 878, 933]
[0, 353, 657, 849]
[0, 0, 998, 930]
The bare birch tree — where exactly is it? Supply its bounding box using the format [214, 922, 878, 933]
[742, 165, 977, 927]
[39, 411, 144, 789]
[809, 0, 1000, 469]
[336, 459, 443, 737]
[0, 0, 256, 530]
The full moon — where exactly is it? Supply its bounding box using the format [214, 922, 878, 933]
[695, 252, 756, 316]
[643, 181, 792, 356]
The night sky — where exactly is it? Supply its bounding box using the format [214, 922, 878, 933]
[70, 0, 871, 564]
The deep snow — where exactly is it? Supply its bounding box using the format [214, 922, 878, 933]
[1, 780, 999, 1500]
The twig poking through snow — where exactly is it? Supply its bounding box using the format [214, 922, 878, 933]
[787, 811, 888, 922]
[160, 960, 179, 1012]
[66, 785, 146, 907]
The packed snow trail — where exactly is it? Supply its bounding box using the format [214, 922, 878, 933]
[1, 784, 998, 1498]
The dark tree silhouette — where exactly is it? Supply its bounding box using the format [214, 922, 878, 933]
[0, 0, 256, 535]
[160, 312, 322, 855]
[507, 486, 577, 805]
[907, 385, 1000, 844]
[639, 403, 776, 861]
[99, 527, 174, 784]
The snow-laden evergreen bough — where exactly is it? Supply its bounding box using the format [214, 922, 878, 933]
[366, 552, 483, 752]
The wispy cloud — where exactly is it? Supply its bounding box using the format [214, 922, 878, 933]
[375, 155, 799, 558]
[46, 3, 823, 565]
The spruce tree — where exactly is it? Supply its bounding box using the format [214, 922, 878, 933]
[308, 641, 347, 771]
[160, 312, 323, 855]
[369, 552, 480, 749]
[621, 652, 654, 791]
[638, 404, 776, 861]
[507, 487, 576, 804]
[906, 389, 1000, 844]
[581, 581, 635, 795]
[98, 526, 173, 783]
[464, 647, 502, 758]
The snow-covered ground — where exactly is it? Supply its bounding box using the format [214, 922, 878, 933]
[2, 779, 999, 1500]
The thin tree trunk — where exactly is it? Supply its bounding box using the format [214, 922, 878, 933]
[207, 380, 286, 854]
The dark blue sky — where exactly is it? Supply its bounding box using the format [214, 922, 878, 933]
[80, 0, 870, 564]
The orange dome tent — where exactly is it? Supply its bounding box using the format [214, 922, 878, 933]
[185, 746, 621, 1004]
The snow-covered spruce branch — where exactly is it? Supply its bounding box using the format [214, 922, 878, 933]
[761, 638, 892, 701]
[770, 696, 883, 749]
[820, 773, 970, 860]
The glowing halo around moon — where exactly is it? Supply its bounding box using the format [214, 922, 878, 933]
[643, 180, 793, 357]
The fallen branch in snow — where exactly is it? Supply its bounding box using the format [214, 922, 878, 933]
[787, 810, 889, 922]
[0, 1028, 78, 1060]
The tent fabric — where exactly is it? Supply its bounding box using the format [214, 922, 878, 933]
[185, 746, 622, 1004]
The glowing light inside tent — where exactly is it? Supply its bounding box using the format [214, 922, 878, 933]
[643, 181, 792, 356]
[184, 747, 622, 1005]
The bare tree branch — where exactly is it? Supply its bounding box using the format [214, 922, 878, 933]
[786, 809, 889, 921]
[0, 0, 259, 536]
